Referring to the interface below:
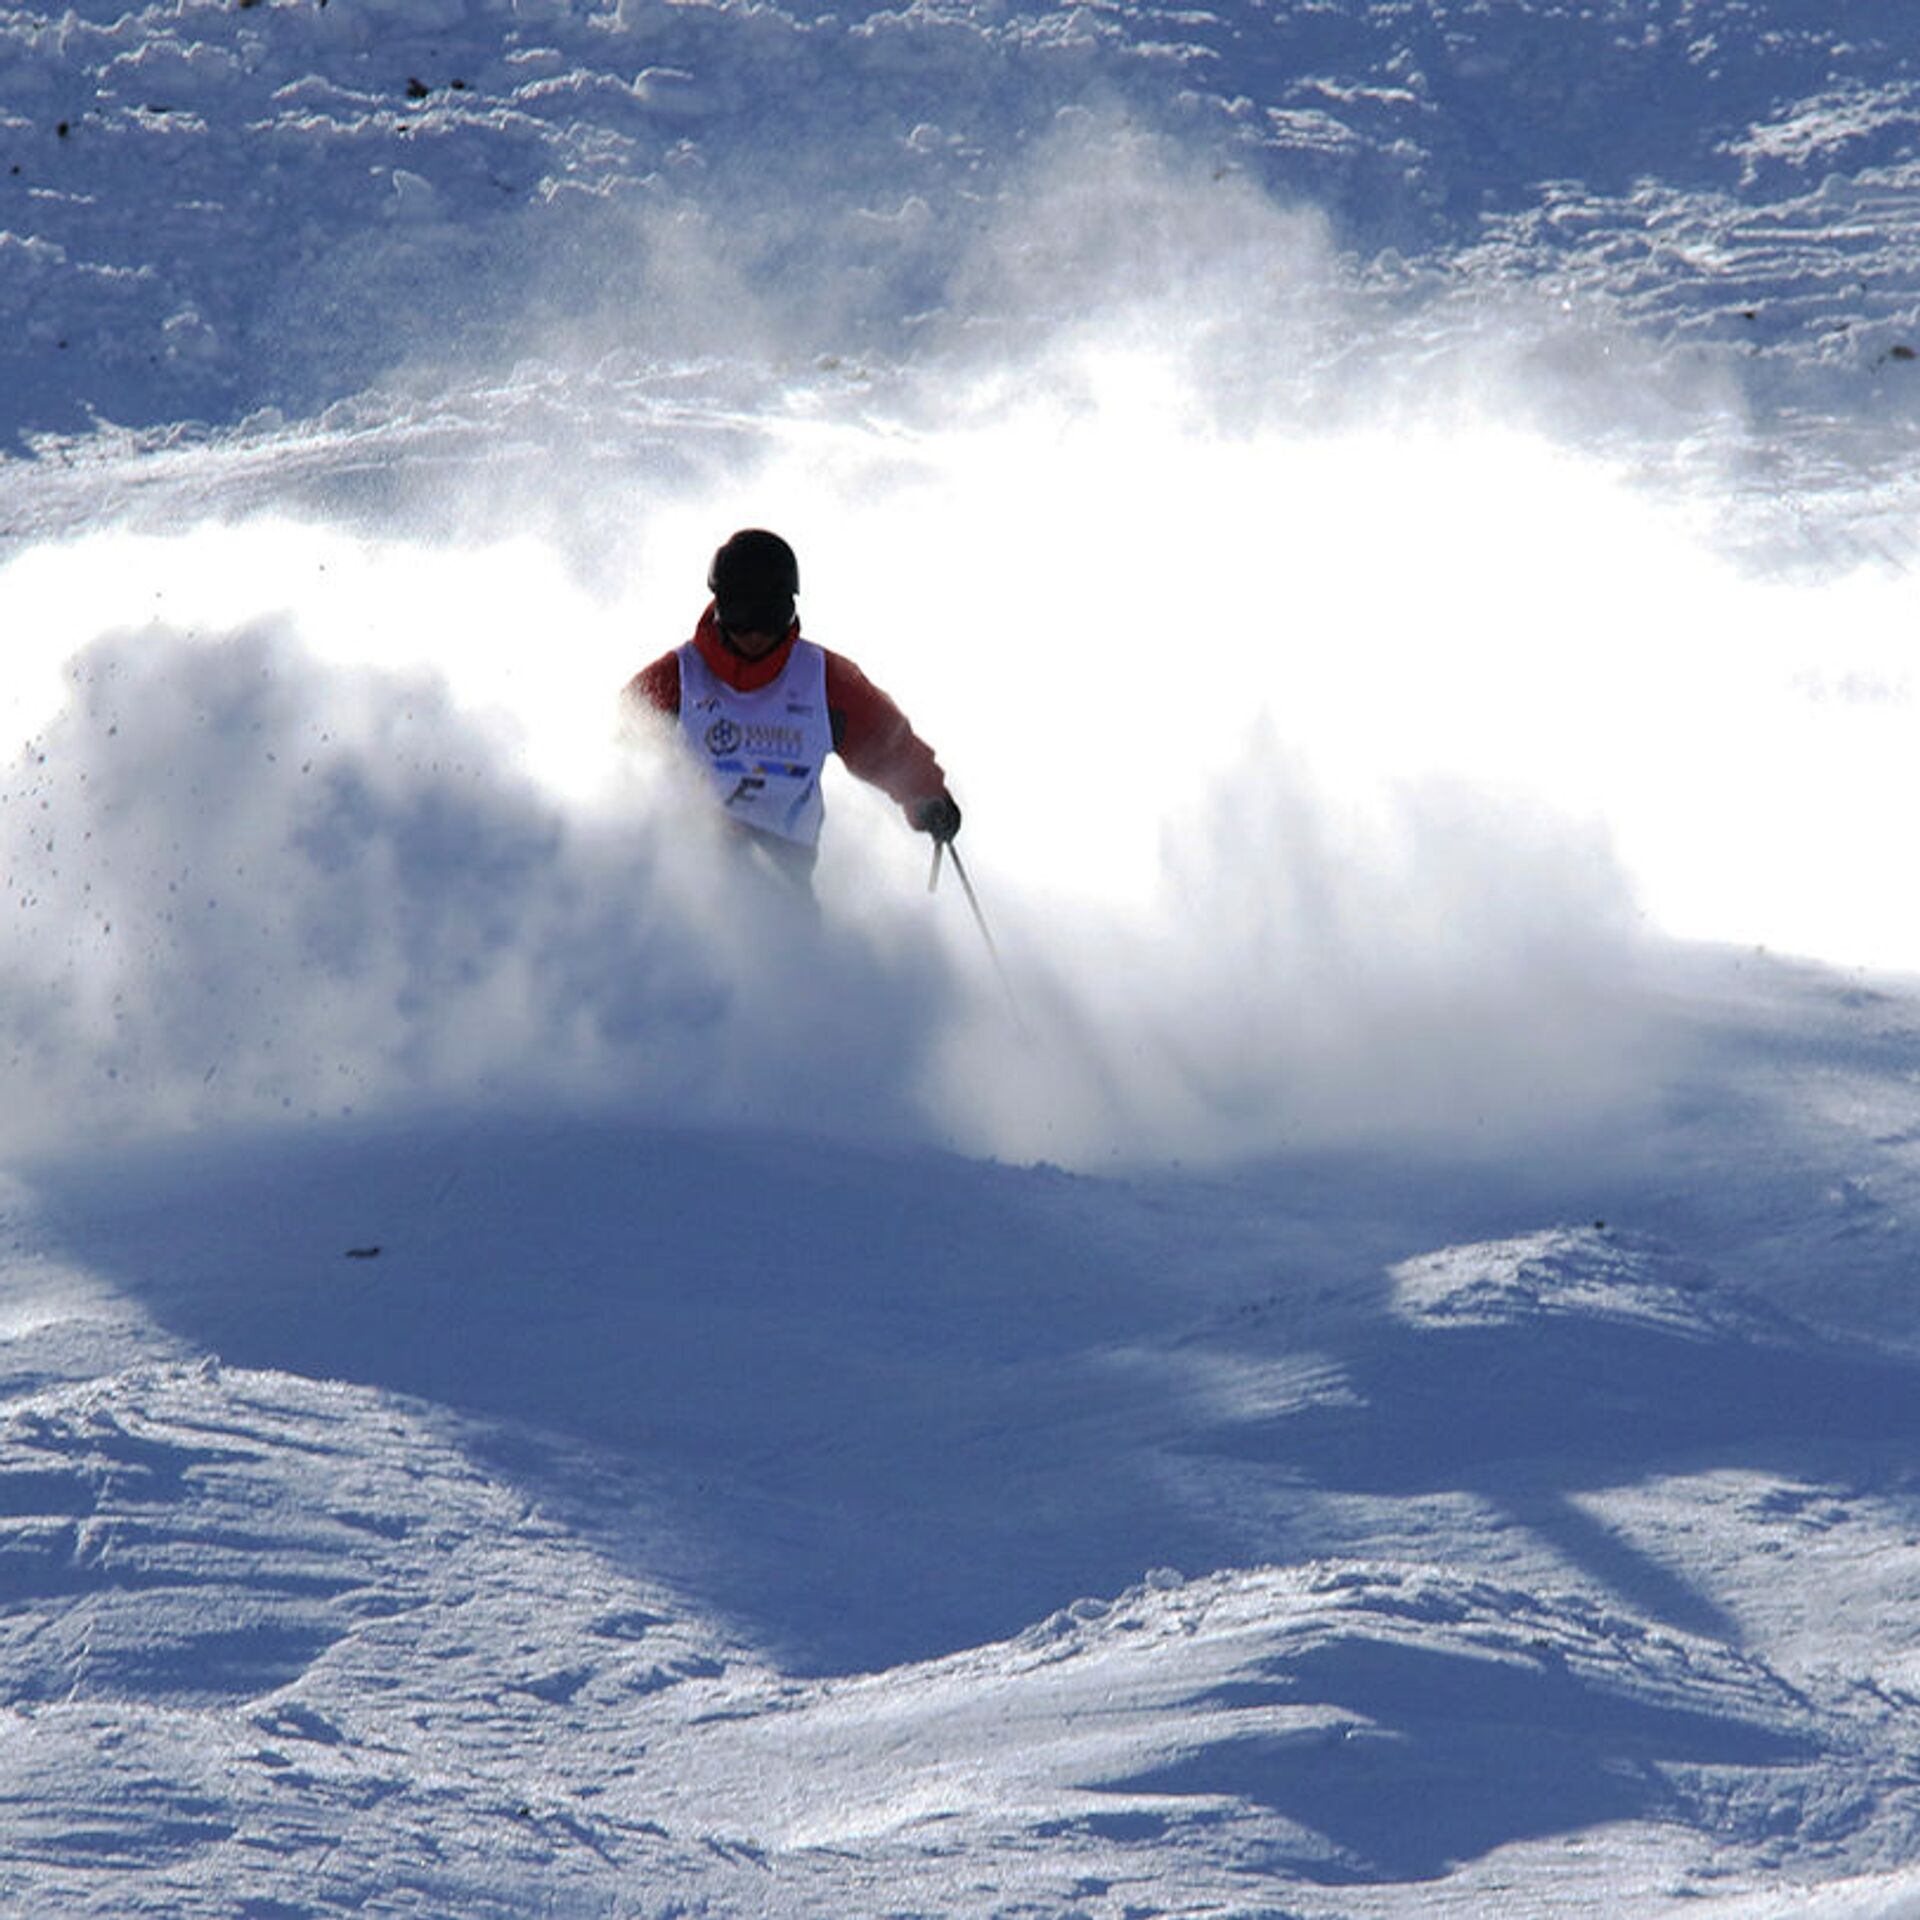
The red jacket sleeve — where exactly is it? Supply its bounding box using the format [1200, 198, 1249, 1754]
[624, 651, 681, 716]
[824, 651, 948, 812]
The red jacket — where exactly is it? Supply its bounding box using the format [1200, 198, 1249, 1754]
[625, 607, 950, 819]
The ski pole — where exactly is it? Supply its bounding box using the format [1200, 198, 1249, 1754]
[943, 844, 1025, 1030]
[947, 845, 1001, 964]
[928, 839, 945, 894]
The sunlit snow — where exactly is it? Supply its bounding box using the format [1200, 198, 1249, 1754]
[4, 0, 1920, 1914]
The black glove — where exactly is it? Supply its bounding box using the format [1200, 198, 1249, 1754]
[912, 794, 962, 844]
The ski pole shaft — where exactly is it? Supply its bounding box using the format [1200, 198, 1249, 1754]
[928, 840, 945, 894]
[947, 845, 1026, 1030]
[948, 845, 999, 961]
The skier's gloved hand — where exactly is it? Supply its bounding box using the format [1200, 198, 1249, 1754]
[912, 794, 962, 844]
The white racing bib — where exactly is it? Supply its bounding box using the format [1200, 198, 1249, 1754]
[677, 638, 833, 847]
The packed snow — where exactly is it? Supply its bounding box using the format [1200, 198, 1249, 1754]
[5, 0, 1920, 1914]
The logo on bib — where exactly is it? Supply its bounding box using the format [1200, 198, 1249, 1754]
[705, 717, 743, 756]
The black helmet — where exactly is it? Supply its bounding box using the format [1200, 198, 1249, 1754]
[709, 529, 798, 632]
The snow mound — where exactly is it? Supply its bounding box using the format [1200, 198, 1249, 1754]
[632, 1559, 1831, 1895]
[0, 1359, 761, 1917]
[1390, 1225, 1793, 1341]
[0, 1359, 734, 1712]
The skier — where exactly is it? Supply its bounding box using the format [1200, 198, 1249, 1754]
[624, 529, 962, 884]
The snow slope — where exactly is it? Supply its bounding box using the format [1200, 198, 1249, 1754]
[11, 997, 1920, 1916]
[7, 0, 1920, 1914]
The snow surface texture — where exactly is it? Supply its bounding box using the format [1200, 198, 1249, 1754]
[7, 0, 1920, 1914]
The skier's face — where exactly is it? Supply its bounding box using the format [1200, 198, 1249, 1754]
[720, 615, 788, 659]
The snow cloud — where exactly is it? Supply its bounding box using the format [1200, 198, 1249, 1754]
[0, 494, 1657, 1169]
[0, 604, 949, 1158]
[5, 118, 1919, 1166]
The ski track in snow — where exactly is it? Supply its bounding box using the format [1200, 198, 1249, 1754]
[7, 0, 1920, 1914]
